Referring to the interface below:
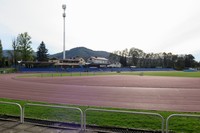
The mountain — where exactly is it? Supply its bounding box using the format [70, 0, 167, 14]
[2, 47, 110, 60]
[3, 50, 37, 58]
[50, 47, 110, 60]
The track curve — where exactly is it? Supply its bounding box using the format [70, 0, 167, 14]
[1, 74, 200, 112]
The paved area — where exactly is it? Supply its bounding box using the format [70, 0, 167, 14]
[0, 120, 82, 133]
[0, 120, 101, 133]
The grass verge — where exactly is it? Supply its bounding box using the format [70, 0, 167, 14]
[17, 71, 200, 78]
[0, 98, 200, 132]
[0, 68, 17, 74]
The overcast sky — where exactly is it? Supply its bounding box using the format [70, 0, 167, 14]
[0, 0, 200, 61]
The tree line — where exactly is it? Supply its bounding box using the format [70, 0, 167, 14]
[109, 47, 200, 70]
[1, 32, 200, 70]
[0, 32, 48, 67]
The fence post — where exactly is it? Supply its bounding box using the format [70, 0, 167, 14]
[23, 103, 84, 130]
[166, 114, 200, 133]
[84, 108, 164, 133]
[0, 101, 23, 123]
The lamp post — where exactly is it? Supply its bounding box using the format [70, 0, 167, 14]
[62, 4, 66, 60]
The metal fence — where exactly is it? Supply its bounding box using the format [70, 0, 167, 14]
[0, 101, 23, 123]
[84, 108, 165, 133]
[2, 101, 200, 132]
[166, 113, 200, 133]
[23, 103, 84, 130]
[19, 67, 175, 73]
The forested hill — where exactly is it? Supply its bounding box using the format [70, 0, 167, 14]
[49, 47, 110, 60]
[3, 47, 110, 60]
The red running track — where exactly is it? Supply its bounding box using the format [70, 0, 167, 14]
[0, 74, 200, 112]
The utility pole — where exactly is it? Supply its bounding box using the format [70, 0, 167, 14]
[62, 4, 66, 59]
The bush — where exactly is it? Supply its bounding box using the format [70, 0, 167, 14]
[0, 68, 17, 74]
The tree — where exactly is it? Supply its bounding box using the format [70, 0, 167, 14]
[17, 32, 33, 61]
[0, 40, 3, 67]
[6, 39, 20, 66]
[174, 56, 185, 70]
[185, 54, 195, 68]
[119, 55, 127, 67]
[172, 54, 178, 68]
[36, 41, 48, 61]
[12, 39, 20, 66]
[111, 47, 199, 69]
[108, 53, 120, 63]
[129, 47, 144, 67]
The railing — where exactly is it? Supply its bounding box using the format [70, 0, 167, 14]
[1, 101, 200, 133]
[84, 108, 165, 133]
[166, 114, 200, 133]
[0, 101, 23, 123]
[23, 103, 84, 130]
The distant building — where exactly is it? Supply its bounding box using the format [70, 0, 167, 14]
[19, 56, 120, 69]
[87, 56, 109, 67]
[19, 61, 55, 68]
[107, 62, 122, 68]
[50, 57, 85, 68]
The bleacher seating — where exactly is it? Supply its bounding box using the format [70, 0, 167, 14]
[19, 67, 175, 73]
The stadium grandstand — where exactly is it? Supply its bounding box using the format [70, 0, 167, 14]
[87, 56, 109, 68]
[18, 56, 175, 72]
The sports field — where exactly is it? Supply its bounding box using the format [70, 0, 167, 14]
[17, 71, 200, 78]
[1, 71, 200, 111]
[0, 71, 200, 132]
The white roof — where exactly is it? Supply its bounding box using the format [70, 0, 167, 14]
[90, 56, 108, 61]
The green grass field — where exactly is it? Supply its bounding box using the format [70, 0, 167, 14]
[142, 71, 200, 78]
[1, 98, 200, 133]
[0, 68, 16, 74]
[17, 71, 200, 78]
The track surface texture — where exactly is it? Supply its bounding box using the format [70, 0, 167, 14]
[0, 74, 200, 112]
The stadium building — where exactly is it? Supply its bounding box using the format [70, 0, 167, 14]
[87, 56, 109, 68]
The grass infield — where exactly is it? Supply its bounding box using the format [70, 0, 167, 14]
[17, 71, 200, 78]
[0, 68, 16, 73]
[0, 98, 200, 132]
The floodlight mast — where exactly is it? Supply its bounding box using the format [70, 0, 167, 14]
[62, 4, 66, 59]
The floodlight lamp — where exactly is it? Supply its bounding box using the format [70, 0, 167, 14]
[62, 4, 66, 10]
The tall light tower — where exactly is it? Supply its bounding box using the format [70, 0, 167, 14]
[62, 4, 66, 59]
